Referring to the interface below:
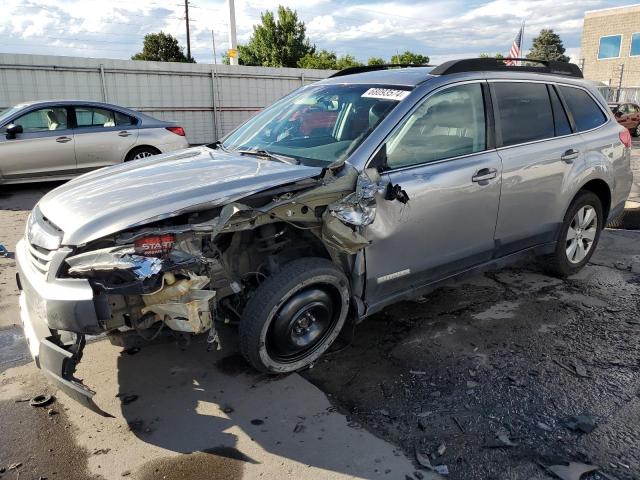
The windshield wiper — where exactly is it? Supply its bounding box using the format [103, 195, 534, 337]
[235, 149, 298, 165]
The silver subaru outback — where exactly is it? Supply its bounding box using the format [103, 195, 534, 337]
[15, 58, 633, 412]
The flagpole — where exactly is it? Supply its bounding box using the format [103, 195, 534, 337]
[520, 20, 526, 66]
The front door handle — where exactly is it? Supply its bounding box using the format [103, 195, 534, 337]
[561, 149, 579, 163]
[118, 131, 132, 137]
[472, 167, 497, 183]
[55, 136, 72, 143]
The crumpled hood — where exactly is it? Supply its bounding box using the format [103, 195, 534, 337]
[38, 147, 323, 245]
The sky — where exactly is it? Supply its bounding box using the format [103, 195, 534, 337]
[0, 0, 637, 65]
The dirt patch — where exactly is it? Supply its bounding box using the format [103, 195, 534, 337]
[135, 448, 246, 480]
[0, 371, 97, 480]
[304, 236, 640, 479]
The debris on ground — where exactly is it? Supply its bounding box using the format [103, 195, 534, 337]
[545, 462, 599, 480]
[415, 446, 433, 468]
[437, 443, 446, 456]
[0, 244, 8, 257]
[484, 432, 519, 448]
[8, 462, 22, 470]
[564, 415, 597, 434]
[537, 421, 553, 432]
[293, 423, 306, 433]
[116, 394, 139, 405]
[29, 394, 54, 408]
[553, 359, 590, 378]
[433, 465, 449, 475]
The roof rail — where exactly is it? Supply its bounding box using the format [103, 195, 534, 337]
[430, 58, 583, 78]
[329, 63, 432, 78]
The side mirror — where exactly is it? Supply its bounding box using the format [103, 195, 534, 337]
[5, 124, 23, 140]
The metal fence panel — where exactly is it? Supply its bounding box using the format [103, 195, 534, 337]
[0, 53, 334, 145]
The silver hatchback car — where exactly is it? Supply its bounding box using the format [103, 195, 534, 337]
[15, 59, 633, 412]
[0, 100, 189, 184]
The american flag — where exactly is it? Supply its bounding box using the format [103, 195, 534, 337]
[505, 23, 525, 66]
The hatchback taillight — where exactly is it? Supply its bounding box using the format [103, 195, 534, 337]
[166, 126, 186, 136]
[619, 128, 632, 148]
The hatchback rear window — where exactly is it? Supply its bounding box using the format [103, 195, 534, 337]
[493, 82, 554, 146]
[558, 86, 607, 132]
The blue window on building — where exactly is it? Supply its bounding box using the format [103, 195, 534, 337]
[631, 33, 640, 56]
[598, 35, 622, 59]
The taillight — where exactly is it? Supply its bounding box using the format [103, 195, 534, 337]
[134, 234, 175, 256]
[619, 128, 632, 148]
[166, 126, 186, 136]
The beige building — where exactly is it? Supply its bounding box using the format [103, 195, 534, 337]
[581, 4, 640, 87]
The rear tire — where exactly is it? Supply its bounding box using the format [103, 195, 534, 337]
[125, 146, 160, 161]
[545, 191, 603, 277]
[239, 258, 350, 374]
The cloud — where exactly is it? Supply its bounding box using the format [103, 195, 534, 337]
[0, 0, 631, 63]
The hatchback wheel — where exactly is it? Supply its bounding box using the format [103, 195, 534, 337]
[126, 146, 160, 161]
[545, 191, 603, 277]
[239, 258, 350, 373]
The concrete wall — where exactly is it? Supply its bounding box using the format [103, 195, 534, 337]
[581, 5, 640, 88]
[0, 53, 335, 144]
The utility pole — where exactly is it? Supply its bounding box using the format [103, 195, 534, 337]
[185, 0, 191, 61]
[616, 63, 625, 102]
[228, 0, 238, 65]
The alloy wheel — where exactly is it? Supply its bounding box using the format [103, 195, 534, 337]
[133, 151, 154, 159]
[565, 205, 598, 264]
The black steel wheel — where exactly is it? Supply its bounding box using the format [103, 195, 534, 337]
[240, 258, 350, 373]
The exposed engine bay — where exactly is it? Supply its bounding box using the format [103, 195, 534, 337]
[61, 165, 407, 350]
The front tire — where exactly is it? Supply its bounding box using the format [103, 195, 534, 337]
[545, 191, 603, 277]
[239, 258, 350, 373]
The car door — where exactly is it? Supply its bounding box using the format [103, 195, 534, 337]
[364, 81, 503, 301]
[491, 81, 577, 255]
[0, 105, 76, 181]
[72, 106, 139, 172]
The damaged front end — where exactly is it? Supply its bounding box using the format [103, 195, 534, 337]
[18, 164, 407, 412]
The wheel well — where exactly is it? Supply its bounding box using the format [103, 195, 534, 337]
[125, 145, 161, 161]
[579, 179, 611, 220]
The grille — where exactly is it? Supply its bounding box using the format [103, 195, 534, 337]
[26, 240, 56, 276]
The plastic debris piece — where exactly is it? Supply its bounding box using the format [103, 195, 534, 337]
[0, 244, 8, 257]
[415, 446, 433, 469]
[434, 465, 449, 475]
[29, 394, 54, 408]
[547, 462, 598, 480]
[564, 415, 597, 434]
[437, 443, 446, 456]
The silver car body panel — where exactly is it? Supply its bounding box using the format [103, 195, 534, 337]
[0, 100, 189, 183]
[38, 146, 324, 246]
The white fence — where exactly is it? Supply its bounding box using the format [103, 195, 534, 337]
[0, 53, 335, 145]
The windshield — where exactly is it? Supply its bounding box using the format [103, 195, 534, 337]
[221, 84, 412, 166]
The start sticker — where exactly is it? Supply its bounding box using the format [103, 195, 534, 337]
[362, 88, 410, 101]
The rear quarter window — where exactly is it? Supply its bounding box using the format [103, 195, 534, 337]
[558, 86, 607, 132]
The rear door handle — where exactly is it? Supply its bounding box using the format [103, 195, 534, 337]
[472, 167, 497, 183]
[55, 136, 72, 143]
[118, 131, 132, 137]
[561, 149, 579, 163]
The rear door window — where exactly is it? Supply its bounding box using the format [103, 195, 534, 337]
[549, 86, 572, 136]
[493, 82, 554, 146]
[75, 107, 117, 128]
[558, 86, 607, 132]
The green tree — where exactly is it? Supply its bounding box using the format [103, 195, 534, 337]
[527, 29, 570, 62]
[335, 54, 363, 70]
[230, 5, 314, 67]
[367, 57, 386, 65]
[479, 53, 505, 60]
[390, 51, 429, 65]
[298, 49, 337, 69]
[131, 32, 195, 63]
